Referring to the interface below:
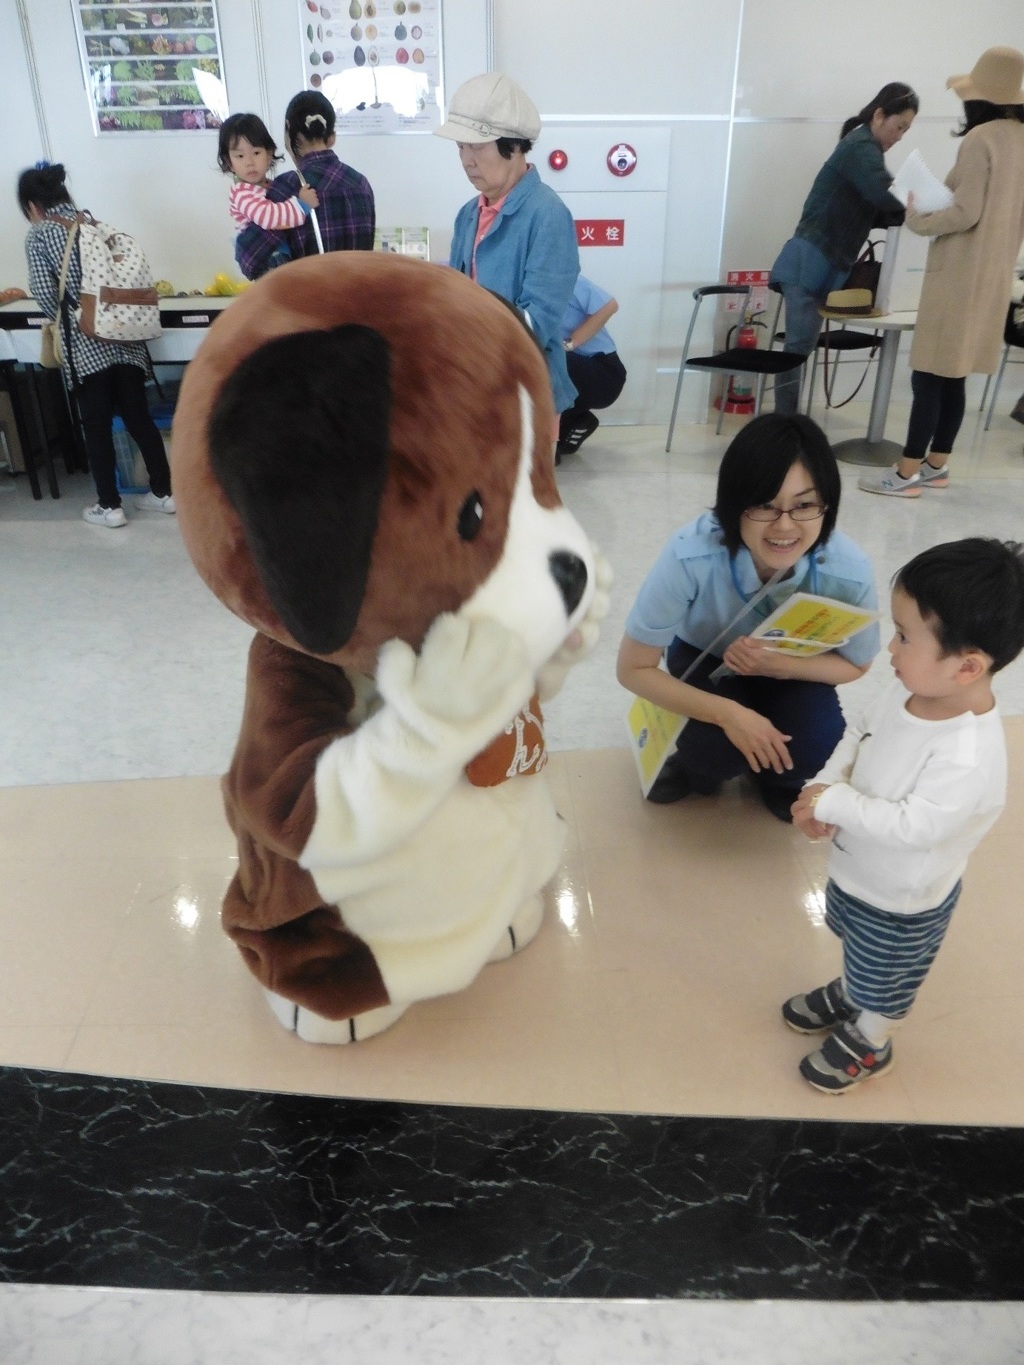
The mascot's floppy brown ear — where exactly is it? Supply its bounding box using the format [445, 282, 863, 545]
[207, 324, 391, 656]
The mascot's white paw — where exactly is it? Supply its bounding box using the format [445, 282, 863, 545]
[377, 613, 534, 758]
[265, 990, 408, 1044]
[487, 892, 544, 963]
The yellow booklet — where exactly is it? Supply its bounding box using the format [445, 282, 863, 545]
[625, 695, 686, 797]
[625, 593, 877, 795]
[749, 591, 878, 657]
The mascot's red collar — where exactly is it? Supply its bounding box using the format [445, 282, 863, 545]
[465, 694, 546, 788]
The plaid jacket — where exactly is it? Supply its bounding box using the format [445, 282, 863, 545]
[26, 205, 151, 387]
[235, 149, 375, 279]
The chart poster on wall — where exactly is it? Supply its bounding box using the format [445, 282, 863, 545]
[299, 0, 443, 134]
[72, 3, 228, 135]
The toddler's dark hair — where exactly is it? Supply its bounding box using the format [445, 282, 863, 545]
[894, 538, 1024, 673]
[217, 113, 282, 174]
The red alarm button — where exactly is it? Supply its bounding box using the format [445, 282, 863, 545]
[548, 149, 569, 171]
[606, 143, 637, 176]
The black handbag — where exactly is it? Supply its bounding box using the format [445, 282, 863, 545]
[824, 240, 883, 317]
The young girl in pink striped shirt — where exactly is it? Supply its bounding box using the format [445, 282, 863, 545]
[217, 114, 319, 274]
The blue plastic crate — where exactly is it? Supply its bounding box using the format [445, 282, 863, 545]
[112, 410, 172, 496]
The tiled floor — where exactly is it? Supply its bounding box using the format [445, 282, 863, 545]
[2, 742, 1023, 1127]
[2, 394, 1024, 1362]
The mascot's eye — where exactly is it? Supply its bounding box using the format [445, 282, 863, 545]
[457, 491, 484, 542]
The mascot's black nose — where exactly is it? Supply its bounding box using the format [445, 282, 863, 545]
[548, 550, 588, 617]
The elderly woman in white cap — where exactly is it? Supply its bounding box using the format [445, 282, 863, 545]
[435, 73, 580, 447]
[860, 46, 1024, 497]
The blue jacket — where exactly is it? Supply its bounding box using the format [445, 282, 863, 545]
[449, 167, 580, 413]
[792, 125, 905, 274]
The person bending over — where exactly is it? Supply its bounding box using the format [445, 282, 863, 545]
[770, 82, 916, 415]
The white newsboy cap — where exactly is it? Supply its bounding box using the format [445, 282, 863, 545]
[434, 73, 541, 143]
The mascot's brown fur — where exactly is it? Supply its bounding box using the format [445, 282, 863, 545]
[174, 253, 608, 1043]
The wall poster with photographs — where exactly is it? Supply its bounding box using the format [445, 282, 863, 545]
[299, 0, 443, 134]
[73, 3, 228, 134]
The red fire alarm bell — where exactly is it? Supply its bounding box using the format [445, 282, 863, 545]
[606, 143, 637, 177]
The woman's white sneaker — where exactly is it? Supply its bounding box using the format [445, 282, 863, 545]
[134, 492, 176, 514]
[83, 503, 127, 528]
[917, 461, 950, 489]
[857, 467, 922, 498]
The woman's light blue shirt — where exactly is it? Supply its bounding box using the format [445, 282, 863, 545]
[624, 510, 880, 667]
[562, 276, 617, 356]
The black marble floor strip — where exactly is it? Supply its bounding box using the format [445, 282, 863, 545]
[1, 1065, 1022, 1300]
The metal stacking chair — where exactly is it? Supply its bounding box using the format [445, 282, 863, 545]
[665, 284, 804, 451]
[979, 302, 1024, 430]
[767, 283, 880, 417]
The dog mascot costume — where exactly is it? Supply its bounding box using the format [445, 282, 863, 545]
[173, 253, 608, 1043]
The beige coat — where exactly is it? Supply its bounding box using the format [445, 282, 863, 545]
[907, 119, 1024, 377]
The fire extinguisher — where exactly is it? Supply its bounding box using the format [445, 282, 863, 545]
[724, 315, 763, 409]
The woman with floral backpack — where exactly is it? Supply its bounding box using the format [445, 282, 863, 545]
[18, 161, 174, 528]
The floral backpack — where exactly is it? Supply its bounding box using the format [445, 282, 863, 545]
[57, 211, 161, 343]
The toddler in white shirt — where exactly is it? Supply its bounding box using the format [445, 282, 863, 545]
[785, 537, 1024, 1092]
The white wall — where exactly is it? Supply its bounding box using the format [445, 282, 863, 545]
[3, 0, 1022, 423]
[494, 0, 742, 424]
[1, 0, 47, 264]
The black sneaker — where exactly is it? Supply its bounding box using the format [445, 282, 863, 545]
[557, 410, 599, 454]
[646, 754, 695, 804]
[782, 977, 856, 1034]
[800, 1020, 894, 1094]
[758, 782, 801, 823]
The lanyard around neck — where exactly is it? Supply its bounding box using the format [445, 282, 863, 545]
[728, 552, 817, 605]
[679, 563, 789, 683]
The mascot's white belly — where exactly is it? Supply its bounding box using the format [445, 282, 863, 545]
[302, 768, 565, 1005]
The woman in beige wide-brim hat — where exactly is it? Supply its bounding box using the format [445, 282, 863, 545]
[859, 47, 1024, 497]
